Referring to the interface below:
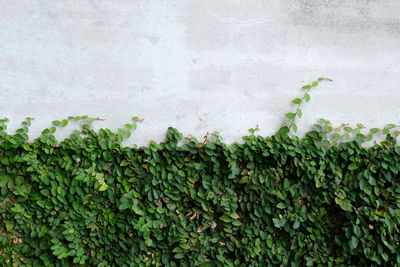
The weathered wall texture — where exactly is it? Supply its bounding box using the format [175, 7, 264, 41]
[1, 1, 399, 144]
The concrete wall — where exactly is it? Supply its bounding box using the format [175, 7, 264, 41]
[1, 0, 400, 145]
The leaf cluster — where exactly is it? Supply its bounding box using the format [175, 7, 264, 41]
[1, 81, 400, 266]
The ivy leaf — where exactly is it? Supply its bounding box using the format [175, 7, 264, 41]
[348, 163, 358, 171]
[230, 212, 240, 219]
[277, 126, 289, 136]
[57, 186, 63, 195]
[61, 119, 68, 127]
[291, 123, 298, 133]
[285, 113, 295, 120]
[219, 215, 231, 223]
[292, 98, 302, 104]
[119, 198, 130, 210]
[350, 236, 359, 249]
[276, 203, 286, 209]
[145, 239, 153, 247]
[103, 151, 112, 162]
[304, 93, 310, 102]
[382, 253, 389, 262]
[99, 183, 108, 191]
[335, 198, 352, 211]
[296, 109, 302, 118]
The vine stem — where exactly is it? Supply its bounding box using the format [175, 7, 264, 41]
[287, 78, 332, 132]
[330, 124, 400, 146]
[287, 87, 312, 131]
[331, 126, 363, 145]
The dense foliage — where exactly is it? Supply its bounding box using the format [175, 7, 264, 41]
[1, 79, 400, 266]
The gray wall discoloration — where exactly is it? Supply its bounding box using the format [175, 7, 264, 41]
[0, 0, 399, 144]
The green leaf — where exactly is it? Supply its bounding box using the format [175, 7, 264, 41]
[239, 176, 249, 184]
[302, 85, 311, 89]
[174, 253, 184, 259]
[103, 151, 112, 162]
[132, 205, 143, 216]
[335, 198, 352, 211]
[296, 108, 302, 118]
[283, 178, 290, 189]
[350, 236, 359, 249]
[277, 126, 289, 136]
[230, 212, 240, 219]
[272, 218, 286, 228]
[57, 186, 63, 195]
[285, 113, 295, 120]
[219, 215, 231, 223]
[348, 163, 358, 171]
[232, 220, 242, 226]
[312, 81, 318, 87]
[179, 243, 190, 250]
[119, 198, 130, 210]
[291, 123, 298, 133]
[292, 98, 302, 104]
[382, 252, 388, 262]
[304, 93, 310, 102]
[99, 183, 108, 191]
[145, 239, 153, 247]
[276, 203, 286, 209]
[61, 119, 68, 127]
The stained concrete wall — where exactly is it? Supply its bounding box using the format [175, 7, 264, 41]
[1, 0, 400, 145]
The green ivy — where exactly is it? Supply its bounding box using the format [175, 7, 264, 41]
[1, 79, 400, 266]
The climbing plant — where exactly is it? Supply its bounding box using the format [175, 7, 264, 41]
[1, 78, 400, 266]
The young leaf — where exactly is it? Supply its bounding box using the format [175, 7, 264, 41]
[99, 183, 108, 191]
[292, 98, 302, 104]
[296, 109, 302, 118]
[61, 119, 68, 127]
[285, 113, 295, 120]
[291, 123, 298, 133]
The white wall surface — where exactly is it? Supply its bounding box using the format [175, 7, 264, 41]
[1, 0, 400, 145]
